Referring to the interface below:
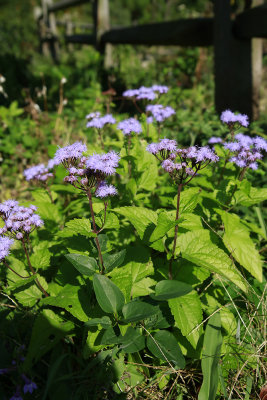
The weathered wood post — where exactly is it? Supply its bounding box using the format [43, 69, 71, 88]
[93, 0, 113, 69]
[45, 0, 60, 62]
[214, 0, 263, 120]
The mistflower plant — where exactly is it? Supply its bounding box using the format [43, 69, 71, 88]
[54, 143, 120, 274]
[0, 200, 48, 295]
[24, 161, 55, 202]
[147, 139, 219, 279]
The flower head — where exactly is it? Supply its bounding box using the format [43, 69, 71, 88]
[220, 109, 249, 128]
[95, 182, 118, 198]
[0, 201, 43, 239]
[86, 114, 116, 129]
[53, 142, 87, 166]
[117, 118, 142, 135]
[86, 151, 120, 177]
[0, 236, 14, 261]
[146, 104, 175, 123]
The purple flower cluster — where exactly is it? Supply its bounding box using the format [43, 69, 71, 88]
[86, 113, 116, 129]
[95, 181, 118, 198]
[146, 104, 175, 123]
[223, 133, 267, 170]
[117, 118, 142, 136]
[208, 137, 223, 144]
[220, 109, 249, 128]
[147, 138, 178, 158]
[54, 142, 87, 167]
[86, 151, 120, 176]
[0, 200, 43, 240]
[0, 236, 14, 261]
[123, 85, 169, 101]
[147, 139, 219, 183]
[24, 162, 54, 182]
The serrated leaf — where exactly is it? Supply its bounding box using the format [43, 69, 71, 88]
[149, 211, 178, 242]
[30, 243, 51, 270]
[131, 277, 157, 298]
[152, 280, 192, 301]
[168, 291, 203, 348]
[65, 253, 97, 276]
[83, 329, 105, 358]
[122, 301, 158, 323]
[41, 285, 91, 321]
[14, 276, 48, 307]
[113, 207, 157, 239]
[102, 249, 126, 272]
[93, 274, 125, 314]
[138, 161, 158, 191]
[235, 186, 267, 206]
[109, 246, 154, 301]
[147, 330, 185, 368]
[220, 212, 262, 282]
[173, 187, 200, 213]
[198, 312, 222, 400]
[24, 309, 74, 370]
[176, 230, 247, 292]
[64, 218, 95, 237]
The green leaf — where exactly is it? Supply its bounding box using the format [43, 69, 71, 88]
[119, 327, 145, 354]
[65, 254, 98, 276]
[168, 291, 203, 348]
[138, 161, 158, 191]
[147, 330, 185, 368]
[235, 186, 267, 206]
[113, 207, 157, 239]
[64, 218, 96, 238]
[24, 309, 74, 370]
[85, 316, 112, 329]
[149, 211, 178, 242]
[173, 187, 200, 213]
[220, 211, 262, 282]
[41, 285, 91, 322]
[131, 277, 157, 298]
[14, 276, 48, 307]
[30, 243, 51, 270]
[176, 230, 247, 292]
[93, 274, 125, 314]
[152, 280, 192, 301]
[102, 249, 126, 272]
[122, 301, 158, 323]
[109, 246, 154, 301]
[198, 312, 222, 400]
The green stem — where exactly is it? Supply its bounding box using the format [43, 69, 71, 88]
[86, 189, 105, 274]
[169, 183, 183, 280]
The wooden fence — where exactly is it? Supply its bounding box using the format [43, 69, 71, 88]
[35, 0, 267, 119]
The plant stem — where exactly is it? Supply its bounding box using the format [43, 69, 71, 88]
[86, 189, 105, 274]
[98, 128, 105, 150]
[21, 239, 49, 297]
[3, 260, 29, 279]
[169, 183, 183, 280]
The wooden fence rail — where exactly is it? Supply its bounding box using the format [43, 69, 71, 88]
[35, 0, 266, 119]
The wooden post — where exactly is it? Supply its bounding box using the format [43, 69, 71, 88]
[45, 0, 60, 62]
[93, 0, 113, 69]
[214, 0, 262, 120]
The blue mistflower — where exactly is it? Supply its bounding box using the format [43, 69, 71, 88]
[220, 109, 249, 128]
[0, 236, 14, 261]
[117, 118, 142, 135]
[95, 182, 118, 198]
[53, 142, 87, 166]
[86, 113, 116, 129]
[146, 104, 175, 123]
